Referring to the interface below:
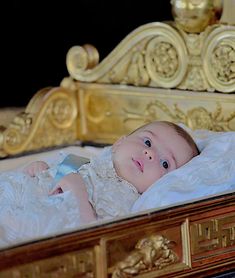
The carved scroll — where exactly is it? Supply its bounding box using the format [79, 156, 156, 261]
[0, 87, 77, 157]
[66, 23, 235, 93]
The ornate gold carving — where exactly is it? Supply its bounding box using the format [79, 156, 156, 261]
[66, 44, 99, 78]
[203, 26, 235, 93]
[1, 87, 77, 157]
[124, 49, 150, 86]
[48, 97, 76, 129]
[178, 30, 212, 91]
[85, 92, 111, 124]
[211, 42, 235, 83]
[171, 0, 223, 33]
[144, 34, 188, 88]
[124, 100, 235, 131]
[61, 76, 78, 92]
[147, 42, 178, 79]
[1, 112, 34, 156]
[66, 23, 188, 88]
[66, 21, 234, 93]
[111, 235, 178, 277]
[64, 1, 234, 93]
[1, 249, 95, 277]
[191, 214, 235, 256]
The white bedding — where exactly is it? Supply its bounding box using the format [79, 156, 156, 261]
[0, 129, 234, 249]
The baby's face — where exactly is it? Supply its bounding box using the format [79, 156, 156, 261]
[112, 122, 194, 193]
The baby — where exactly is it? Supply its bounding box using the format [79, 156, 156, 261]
[24, 121, 199, 224]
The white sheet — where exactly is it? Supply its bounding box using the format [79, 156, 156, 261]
[131, 128, 235, 213]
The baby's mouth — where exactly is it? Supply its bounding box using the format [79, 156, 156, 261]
[132, 158, 143, 172]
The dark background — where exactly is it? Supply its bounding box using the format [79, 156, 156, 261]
[4, 0, 173, 107]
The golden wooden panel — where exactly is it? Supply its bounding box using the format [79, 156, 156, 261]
[99, 221, 190, 277]
[0, 87, 78, 157]
[190, 213, 235, 261]
[66, 23, 235, 93]
[75, 83, 235, 145]
[1, 248, 96, 278]
[171, 0, 223, 33]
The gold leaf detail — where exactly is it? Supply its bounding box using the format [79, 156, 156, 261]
[211, 42, 235, 83]
[147, 42, 178, 79]
[112, 234, 178, 277]
[124, 101, 235, 131]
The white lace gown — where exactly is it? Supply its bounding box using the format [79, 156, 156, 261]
[0, 168, 81, 249]
[0, 147, 139, 249]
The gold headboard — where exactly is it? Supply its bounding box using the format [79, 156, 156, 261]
[0, 0, 234, 157]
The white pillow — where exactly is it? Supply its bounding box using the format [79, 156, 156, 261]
[131, 127, 235, 213]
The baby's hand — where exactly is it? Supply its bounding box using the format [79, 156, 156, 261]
[49, 173, 85, 195]
[23, 161, 49, 177]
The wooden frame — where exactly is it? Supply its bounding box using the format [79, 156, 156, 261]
[0, 1, 234, 276]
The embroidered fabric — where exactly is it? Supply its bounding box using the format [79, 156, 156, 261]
[0, 146, 139, 249]
[0, 168, 81, 249]
[79, 146, 140, 220]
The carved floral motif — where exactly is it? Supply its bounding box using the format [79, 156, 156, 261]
[66, 23, 234, 93]
[147, 41, 178, 79]
[124, 100, 235, 131]
[211, 43, 235, 83]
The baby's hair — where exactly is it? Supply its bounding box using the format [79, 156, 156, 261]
[161, 121, 200, 157]
[130, 121, 199, 157]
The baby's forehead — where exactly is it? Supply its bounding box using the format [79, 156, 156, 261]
[131, 122, 178, 138]
[139, 122, 171, 133]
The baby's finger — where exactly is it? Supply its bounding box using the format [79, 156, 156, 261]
[49, 186, 63, 195]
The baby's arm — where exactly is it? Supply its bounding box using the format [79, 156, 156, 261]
[50, 173, 97, 224]
[23, 161, 49, 177]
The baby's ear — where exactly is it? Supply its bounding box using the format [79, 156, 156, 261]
[112, 136, 126, 152]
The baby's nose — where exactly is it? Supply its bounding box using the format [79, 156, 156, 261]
[143, 149, 154, 160]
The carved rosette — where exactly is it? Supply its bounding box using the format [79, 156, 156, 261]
[48, 97, 76, 129]
[66, 22, 234, 93]
[203, 25, 235, 93]
[66, 22, 188, 88]
[1, 87, 77, 156]
[145, 27, 188, 88]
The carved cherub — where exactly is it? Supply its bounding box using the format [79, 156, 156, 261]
[112, 234, 178, 278]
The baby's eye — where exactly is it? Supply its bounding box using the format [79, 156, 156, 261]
[144, 138, 151, 147]
[160, 159, 169, 169]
